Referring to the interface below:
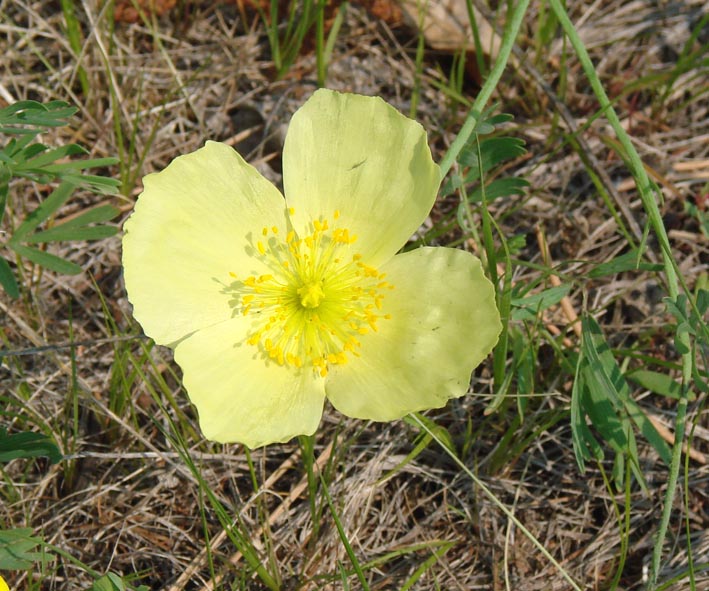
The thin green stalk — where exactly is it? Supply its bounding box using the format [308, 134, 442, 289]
[172, 436, 281, 591]
[598, 459, 631, 590]
[35, 539, 101, 579]
[198, 485, 219, 584]
[315, 0, 325, 87]
[546, 1, 692, 587]
[411, 414, 583, 591]
[60, 0, 90, 99]
[464, 0, 487, 79]
[474, 139, 510, 395]
[299, 434, 321, 541]
[400, 541, 454, 591]
[320, 472, 371, 590]
[323, 2, 347, 76]
[438, 0, 531, 178]
[654, 564, 709, 591]
[682, 402, 706, 590]
[269, 0, 282, 72]
[316, 0, 346, 87]
[128, 347, 280, 591]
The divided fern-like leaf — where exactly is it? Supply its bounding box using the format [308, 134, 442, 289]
[0, 101, 120, 297]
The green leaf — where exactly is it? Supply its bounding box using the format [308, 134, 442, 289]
[0, 100, 76, 132]
[463, 177, 530, 203]
[1, 100, 49, 116]
[511, 284, 571, 321]
[441, 131, 527, 197]
[674, 322, 691, 354]
[9, 181, 76, 242]
[588, 249, 664, 278]
[49, 204, 119, 230]
[459, 136, 526, 180]
[664, 294, 688, 323]
[511, 326, 535, 401]
[580, 364, 630, 453]
[20, 143, 49, 160]
[0, 427, 62, 463]
[440, 174, 463, 198]
[472, 122, 495, 135]
[43, 172, 120, 195]
[578, 318, 648, 488]
[404, 413, 455, 454]
[28, 223, 117, 244]
[485, 113, 514, 126]
[581, 316, 630, 402]
[693, 367, 709, 393]
[580, 315, 671, 471]
[0, 136, 29, 162]
[16, 143, 87, 171]
[627, 369, 683, 400]
[621, 395, 672, 466]
[10, 244, 82, 275]
[43, 156, 119, 172]
[400, 541, 454, 591]
[0, 182, 8, 225]
[0, 528, 53, 569]
[0, 257, 19, 299]
[570, 351, 605, 471]
[90, 573, 126, 591]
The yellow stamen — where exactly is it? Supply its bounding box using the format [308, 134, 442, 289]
[228, 212, 393, 377]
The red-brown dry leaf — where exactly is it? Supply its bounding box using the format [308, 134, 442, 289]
[114, 0, 177, 24]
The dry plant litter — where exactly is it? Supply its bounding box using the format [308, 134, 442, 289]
[1, 0, 708, 590]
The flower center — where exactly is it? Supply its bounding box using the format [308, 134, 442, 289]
[298, 280, 325, 308]
[228, 209, 393, 377]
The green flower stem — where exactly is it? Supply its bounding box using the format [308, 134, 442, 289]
[438, 0, 531, 179]
[546, 1, 692, 587]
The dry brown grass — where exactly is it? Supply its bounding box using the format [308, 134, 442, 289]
[1, 0, 708, 589]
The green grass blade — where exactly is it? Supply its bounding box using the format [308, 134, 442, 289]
[410, 414, 584, 591]
[546, 2, 694, 583]
[60, 0, 90, 98]
[400, 541, 454, 591]
[320, 472, 371, 591]
[0, 257, 19, 298]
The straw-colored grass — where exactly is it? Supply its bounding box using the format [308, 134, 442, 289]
[1, 0, 707, 589]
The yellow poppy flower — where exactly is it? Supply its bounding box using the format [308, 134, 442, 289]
[0, 575, 8, 591]
[122, 89, 501, 448]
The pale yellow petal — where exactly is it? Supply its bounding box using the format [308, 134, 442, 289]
[283, 89, 440, 267]
[174, 316, 326, 447]
[325, 247, 500, 420]
[122, 141, 287, 346]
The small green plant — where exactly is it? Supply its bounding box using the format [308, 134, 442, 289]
[439, 110, 529, 227]
[0, 426, 61, 464]
[0, 100, 120, 298]
[259, 0, 345, 82]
